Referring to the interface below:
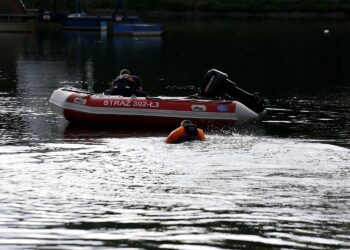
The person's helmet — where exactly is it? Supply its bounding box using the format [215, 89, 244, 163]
[120, 69, 130, 75]
[181, 120, 192, 126]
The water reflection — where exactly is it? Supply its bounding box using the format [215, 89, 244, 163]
[0, 34, 33, 144]
[260, 87, 350, 147]
[63, 123, 169, 141]
[0, 33, 31, 93]
[1, 20, 350, 147]
[160, 18, 350, 98]
[95, 36, 163, 93]
[0, 31, 164, 145]
[0, 19, 350, 249]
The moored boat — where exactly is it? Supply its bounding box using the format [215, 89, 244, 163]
[49, 69, 266, 127]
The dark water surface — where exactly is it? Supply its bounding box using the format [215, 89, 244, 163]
[0, 18, 349, 249]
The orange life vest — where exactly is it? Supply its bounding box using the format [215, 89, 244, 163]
[166, 124, 205, 144]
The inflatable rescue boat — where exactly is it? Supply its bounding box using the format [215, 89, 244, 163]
[49, 69, 266, 127]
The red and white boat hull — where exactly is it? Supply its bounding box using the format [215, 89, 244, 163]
[49, 87, 261, 126]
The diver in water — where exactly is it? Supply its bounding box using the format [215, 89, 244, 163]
[166, 120, 205, 144]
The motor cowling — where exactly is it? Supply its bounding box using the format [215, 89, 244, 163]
[200, 69, 228, 97]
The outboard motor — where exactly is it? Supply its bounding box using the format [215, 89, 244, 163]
[200, 69, 266, 114]
[200, 69, 228, 97]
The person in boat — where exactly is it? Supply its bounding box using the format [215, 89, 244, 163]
[106, 69, 148, 97]
[166, 120, 205, 144]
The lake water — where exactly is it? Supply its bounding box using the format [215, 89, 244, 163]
[0, 18, 349, 249]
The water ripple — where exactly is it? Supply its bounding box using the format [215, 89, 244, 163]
[0, 136, 349, 249]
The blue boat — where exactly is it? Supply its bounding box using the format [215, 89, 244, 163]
[64, 0, 162, 35]
[111, 1, 162, 35]
[63, 14, 108, 31]
[63, 14, 163, 35]
[61, 0, 108, 31]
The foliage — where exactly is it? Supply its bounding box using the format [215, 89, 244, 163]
[21, 0, 350, 13]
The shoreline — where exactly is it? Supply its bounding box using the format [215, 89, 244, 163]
[89, 9, 350, 19]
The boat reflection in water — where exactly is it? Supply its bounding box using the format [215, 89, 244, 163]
[63, 123, 169, 141]
[112, 36, 162, 63]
